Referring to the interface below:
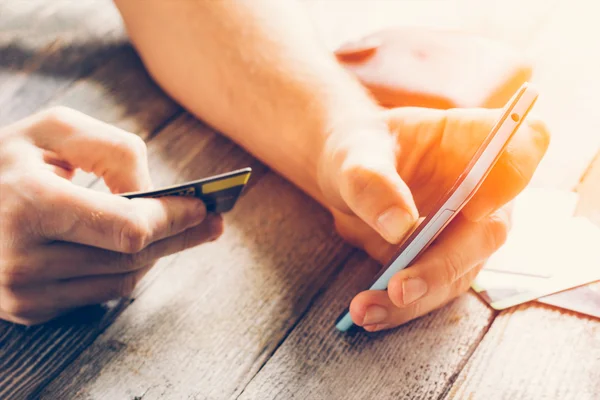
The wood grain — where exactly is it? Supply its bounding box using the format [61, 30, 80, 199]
[444, 2, 600, 397]
[0, 113, 269, 400]
[446, 304, 600, 400]
[50, 47, 183, 189]
[446, 137, 600, 396]
[39, 117, 353, 399]
[1, 1, 599, 399]
[0, 0, 127, 125]
[239, 253, 494, 400]
[0, 3, 183, 397]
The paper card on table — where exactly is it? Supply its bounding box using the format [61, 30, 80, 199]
[481, 188, 580, 278]
[472, 188, 600, 310]
[538, 281, 600, 319]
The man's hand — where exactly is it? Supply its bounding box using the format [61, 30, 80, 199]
[0, 107, 223, 325]
[318, 107, 550, 331]
[112, 0, 550, 331]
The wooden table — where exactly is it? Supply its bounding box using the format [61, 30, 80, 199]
[1, 1, 599, 399]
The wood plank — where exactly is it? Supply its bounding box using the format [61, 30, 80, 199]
[0, 0, 127, 126]
[239, 255, 493, 400]
[0, 302, 130, 400]
[49, 47, 183, 188]
[0, 77, 182, 400]
[39, 128, 353, 399]
[35, 4, 520, 396]
[0, 0, 183, 191]
[446, 149, 600, 396]
[0, 6, 185, 398]
[2, 1, 593, 399]
[446, 303, 600, 399]
[444, 2, 600, 397]
[238, 3, 562, 400]
[0, 113, 269, 400]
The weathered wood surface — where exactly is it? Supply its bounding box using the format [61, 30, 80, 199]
[0, 1, 182, 398]
[39, 117, 352, 399]
[445, 2, 600, 398]
[446, 152, 600, 400]
[239, 258, 493, 400]
[0, 0, 127, 125]
[0, 0, 599, 399]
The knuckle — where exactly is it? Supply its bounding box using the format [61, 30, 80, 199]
[39, 106, 78, 131]
[387, 278, 404, 308]
[116, 253, 139, 272]
[528, 118, 551, 152]
[406, 300, 423, 323]
[0, 173, 46, 234]
[118, 213, 150, 254]
[333, 217, 354, 244]
[504, 156, 530, 194]
[130, 134, 148, 157]
[0, 261, 28, 287]
[20, 173, 51, 200]
[115, 134, 147, 164]
[441, 252, 463, 284]
[340, 163, 383, 203]
[485, 211, 510, 252]
[114, 273, 138, 298]
[210, 215, 224, 239]
[0, 290, 31, 319]
[394, 300, 423, 327]
[453, 271, 479, 299]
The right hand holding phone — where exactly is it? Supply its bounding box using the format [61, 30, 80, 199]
[317, 106, 550, 331]
[0, 107, 223, 325]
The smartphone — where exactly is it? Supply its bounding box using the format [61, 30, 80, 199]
[120, 167, 252, 214]
[335, 82, 539, 332]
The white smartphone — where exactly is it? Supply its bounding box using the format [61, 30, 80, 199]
[335, 82, 539, 332]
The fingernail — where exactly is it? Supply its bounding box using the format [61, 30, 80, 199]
[362, 305, 388, 325]
[377, 206, 414, 243]
[364, 323, 392, 332]
[402, 278, 428, 305]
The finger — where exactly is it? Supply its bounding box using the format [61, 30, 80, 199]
[33, 175, 208, 252]
[331, 208, 398, 264]
[10, 215, 223, 284]
[384, 107, 550, 219]
[24, 106, 152, 193]
[42, 150, 76, 180]
[348, 208, 510, 329]
[462, 113, 550, 221]
[334, 132, 419, 244]
[351, 262, 485, 332]
[2, 265, 153, 324]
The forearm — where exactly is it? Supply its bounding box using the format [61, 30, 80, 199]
[114, 0, 381, 205]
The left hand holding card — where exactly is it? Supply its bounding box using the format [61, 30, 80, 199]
[120, 167, 252, 213]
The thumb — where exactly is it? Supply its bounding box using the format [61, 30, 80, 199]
[25, 106, 152, 193]
[323, 130, 419, 244]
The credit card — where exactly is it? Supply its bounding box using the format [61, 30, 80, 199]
[120, 167, 252, 213]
